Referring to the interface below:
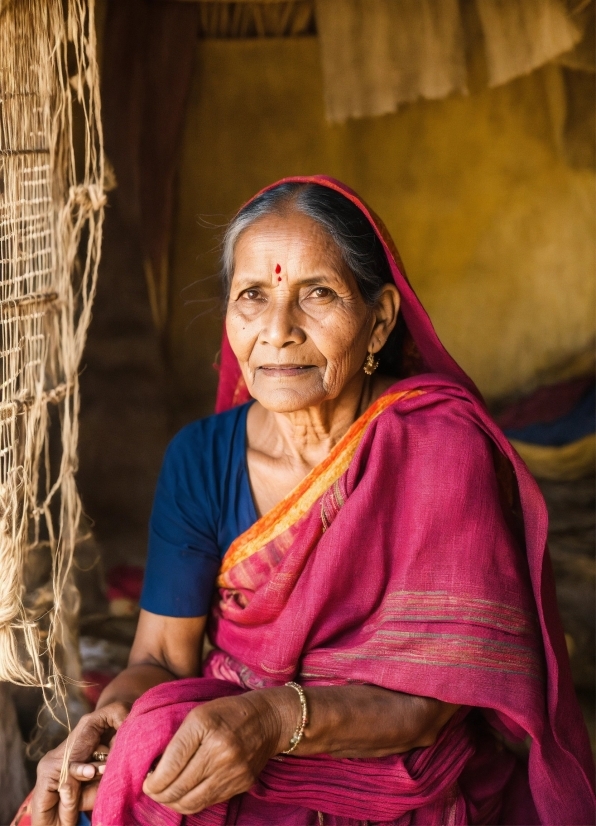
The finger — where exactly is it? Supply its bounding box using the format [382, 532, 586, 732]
[143, 747, 207, 805]
[70, 762, 97, 781]
[80, 779, 102, 811]
[70, 761, 107, 782]
[167, 771, 249, 817]
[144, 719, 202, 795]
[30, 784, 60, 826]
[57, 776, 81, 826]
[31, 753, 65, 826]
[68, 704, 129, 763]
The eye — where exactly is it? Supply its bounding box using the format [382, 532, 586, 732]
[239, 288, 263, 301]
[309, 286, 334, 300]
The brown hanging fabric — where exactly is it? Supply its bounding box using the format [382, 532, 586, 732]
[101, 0, 201, 334]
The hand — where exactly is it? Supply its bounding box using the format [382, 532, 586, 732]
[31, 701, 131, 826]
[142, 689, 295, 815]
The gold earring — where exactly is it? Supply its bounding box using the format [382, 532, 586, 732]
[363, 351, 379, 375]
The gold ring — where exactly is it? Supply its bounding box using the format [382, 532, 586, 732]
[92, 751, 108, 763]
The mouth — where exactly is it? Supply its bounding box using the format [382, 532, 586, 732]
[258, 364, 317, 378]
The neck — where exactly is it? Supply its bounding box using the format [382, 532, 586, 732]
[252, 373, 390, 470]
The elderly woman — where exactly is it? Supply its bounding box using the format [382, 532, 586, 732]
[33, 177, 594, 826]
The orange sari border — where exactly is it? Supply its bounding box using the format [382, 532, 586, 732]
[218, 389, 423, 582]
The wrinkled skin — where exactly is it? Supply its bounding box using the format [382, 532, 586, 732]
[32, 702, 129, 826]
[141, 690, 286, 815]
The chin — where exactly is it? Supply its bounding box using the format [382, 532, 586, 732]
[252, 385, 326, 414]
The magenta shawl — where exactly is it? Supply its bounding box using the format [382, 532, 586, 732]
[93, 177, 595, 826]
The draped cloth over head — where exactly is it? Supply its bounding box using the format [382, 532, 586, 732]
[94, 177, 595, 825]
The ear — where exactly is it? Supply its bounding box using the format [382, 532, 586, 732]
[370, 284, 401, 352]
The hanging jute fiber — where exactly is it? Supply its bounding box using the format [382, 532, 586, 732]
[0, 0, 104, 727]
[314, 0, 584, 122]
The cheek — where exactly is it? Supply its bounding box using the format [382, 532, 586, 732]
[312, 309, 370, 379]
[321, 350, 359, 391]
[225, 308, 255, 363]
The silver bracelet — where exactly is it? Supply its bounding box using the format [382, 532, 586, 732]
[281, 681, 309, 754]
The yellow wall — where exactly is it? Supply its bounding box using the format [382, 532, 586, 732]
[169, 37, 594, 414]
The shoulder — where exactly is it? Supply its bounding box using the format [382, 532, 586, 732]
[380, 381, 488, 438]
[159, 403, 251, 490]
[363, 380, 496, 472]
[348, 382, 502, 505]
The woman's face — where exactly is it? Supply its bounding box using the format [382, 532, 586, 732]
[226, 211, 393, 413]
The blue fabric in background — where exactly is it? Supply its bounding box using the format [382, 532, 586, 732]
[505, 385, 595, 446]
[140, 402, 257, 617]
[77, 813, 91, 825]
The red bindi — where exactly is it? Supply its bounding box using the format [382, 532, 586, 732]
[275, 264, 281, 274]
[277, 276, 282, 282]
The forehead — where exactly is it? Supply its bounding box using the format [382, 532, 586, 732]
[233, 211, 344, 270]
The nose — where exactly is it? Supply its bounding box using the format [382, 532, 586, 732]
[259, 292, 306, 349]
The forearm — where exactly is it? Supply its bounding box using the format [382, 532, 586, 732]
[96, 663, 177, 710]
[256, 684, 459, 758]
[140, 682, 460, 812]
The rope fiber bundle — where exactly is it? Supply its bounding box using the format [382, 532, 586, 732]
[0, 0, 104, 731]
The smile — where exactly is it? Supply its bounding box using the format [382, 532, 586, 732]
[258, 365, 316, 377]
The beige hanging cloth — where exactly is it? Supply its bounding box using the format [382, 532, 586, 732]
[315, 0, 468, 122]
[474, 0, 582, 86]
[555, 1, 595, 73]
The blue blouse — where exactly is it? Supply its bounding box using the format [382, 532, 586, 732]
[139, 403, 257, 617]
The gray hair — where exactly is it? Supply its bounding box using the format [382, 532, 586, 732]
[221, 182, 393, 305]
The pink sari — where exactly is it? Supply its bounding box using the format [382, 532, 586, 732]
[93, 177, 595, 826]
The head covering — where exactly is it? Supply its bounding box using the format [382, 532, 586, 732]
[216, 175, 479, 412]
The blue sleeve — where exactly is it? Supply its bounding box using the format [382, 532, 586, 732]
[140, 424, 221, 617]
